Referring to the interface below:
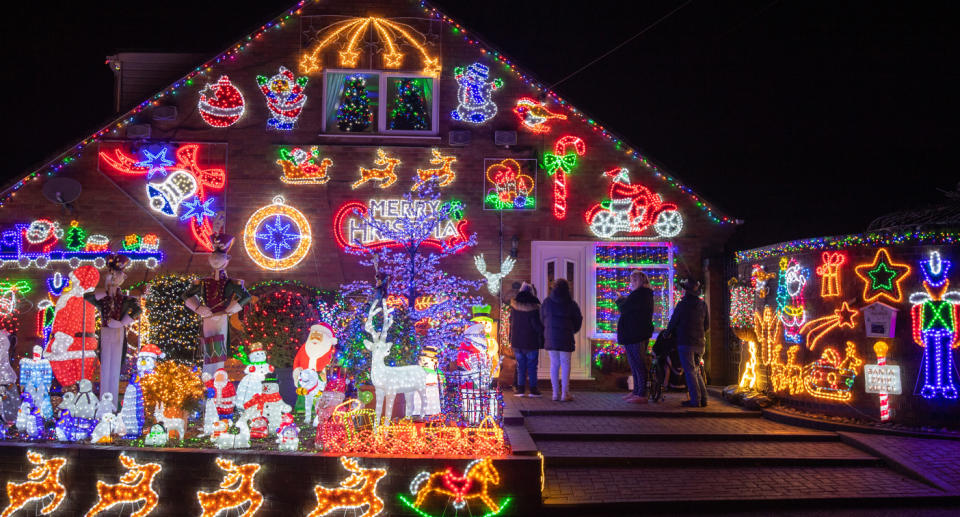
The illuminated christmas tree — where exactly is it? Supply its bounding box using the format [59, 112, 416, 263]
[143, 274, 201, 363]
[64, 221, 87, 251]
[389, 79, 428, 130]
[336, 75, 373, 132]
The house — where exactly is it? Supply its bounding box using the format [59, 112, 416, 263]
[0, 0, 738, 384]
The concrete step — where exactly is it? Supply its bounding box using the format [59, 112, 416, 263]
[524, 414, 835, 439]
[542, 464, 951, 508]
[538, 439, 882, 467]
[520, 408, 762, 418]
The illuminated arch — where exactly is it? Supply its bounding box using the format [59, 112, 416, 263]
[300, 17, 440, 77]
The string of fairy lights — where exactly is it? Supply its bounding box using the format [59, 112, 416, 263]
[0, 0, 735, 226]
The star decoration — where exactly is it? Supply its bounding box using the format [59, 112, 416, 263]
[179, 196, 217, 225]
[135, 148, 175, 179]
[339, 49, 361, 67]
[383, 51, 404, 68]
[855, 248, 912, 303]
[256, 215, 301, 259]
[836, 301, 858, 328]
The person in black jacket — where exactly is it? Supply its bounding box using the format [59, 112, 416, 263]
[509, 282, 544, 397]
[664, 279, 709, 407]
[541, 279, 583, 401]
[616, 270, 654, 403]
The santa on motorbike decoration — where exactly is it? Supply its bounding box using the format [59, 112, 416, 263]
[585, 167, 683, 239]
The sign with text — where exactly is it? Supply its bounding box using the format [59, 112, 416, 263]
[864, 364, 902, 394]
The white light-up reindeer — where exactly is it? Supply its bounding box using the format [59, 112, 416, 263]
[363, 305, 428, 427]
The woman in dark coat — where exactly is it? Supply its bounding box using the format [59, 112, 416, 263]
[616, 270, 654, 403]
[509, 282, 544, 397]
[540, 279, 583, 401]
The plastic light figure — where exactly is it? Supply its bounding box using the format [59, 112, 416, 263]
[120, 343, 162, 439]
[451, 63, 503, 124]
[276, 413, 299, 452]
[363, 305, 428, 426]
[85, 454, 160, 517]
[19, 345, 53, 419]
[0, 451, 67, 517]
[256, 66, 308, 130]
[235, 342, 273, 410]
[45, 265, 100, 387]
[474, 254, 515, 295]
[910, 250, 960, 400]
[144, 424, 167, 447]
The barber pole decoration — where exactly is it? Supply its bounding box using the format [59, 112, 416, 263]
[873, 341, 891, 421]
[543, 136, 586, 220]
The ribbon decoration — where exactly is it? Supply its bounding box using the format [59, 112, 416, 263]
[543, 136, 586, 220]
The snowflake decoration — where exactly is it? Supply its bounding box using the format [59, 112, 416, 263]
[135, 148, 175, 179]
[256, 215, 301, 259]
[179, 196, 218, 225]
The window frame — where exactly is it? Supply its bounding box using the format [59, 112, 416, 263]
[321, 69, 439, 136]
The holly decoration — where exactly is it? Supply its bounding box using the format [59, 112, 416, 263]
[336, 75, 373, 132]
[389, 79, 428, 130]
[64, 221, 87, 251]
[144, 274, 201, 363]
[240, 288, 318, 368]
[198, 75, 246, 127]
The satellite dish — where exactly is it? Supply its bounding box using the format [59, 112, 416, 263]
[42, 177, 82, 214]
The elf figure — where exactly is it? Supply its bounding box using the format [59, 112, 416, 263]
[256, 66, 308, 130]
[119, 343, 163, 438]
[415, 345, 442, 417]
[292, 323, 337, 388]
[203, 368, 236, 420]
[451, 62, 503, 124]
[85, 254, 141, 403]
[910, 250, 960, 400]
[182, 223, 251, 376]
[20, 345, 53, 419]
[235, 342, 272, 410]
[45, 265, 100, 387]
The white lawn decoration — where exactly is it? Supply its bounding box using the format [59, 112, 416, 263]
[216, 419, 251, 449]
[153, 403, 185, 441]
[90, 412, 126, 443]
[296, 369, 322, 425]
[363, 305, 428, 427]
[202, 398, 219, 436]
[474, 254, 515, 296]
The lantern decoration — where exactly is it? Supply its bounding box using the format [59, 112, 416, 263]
[198, 76, 245, 127]
[243, 196, 313, 271]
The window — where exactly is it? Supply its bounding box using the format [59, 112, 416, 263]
[323, 70, 438, 135]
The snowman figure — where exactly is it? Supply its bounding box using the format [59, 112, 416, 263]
[73, 379, 99, 420]
[19, 346, 53, 419]
[261, 383, 291, 435]
[450, 63, 503, 124]
[235, 342, 273, 410]
[144, 424, 168, 447]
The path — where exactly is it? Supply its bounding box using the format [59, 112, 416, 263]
[504, 390, 960, 514]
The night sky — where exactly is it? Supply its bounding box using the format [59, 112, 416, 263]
[3, 1, 954, 250]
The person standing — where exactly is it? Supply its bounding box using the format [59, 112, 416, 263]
[616, 270, 654, 404]
[541, 279, 583, 401]
[665, 279, 709, 407]
[510, 283, 544, 397]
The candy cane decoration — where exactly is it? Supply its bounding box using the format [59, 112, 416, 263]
[874, 341, 890, 421]
[543, 136, 586, 220]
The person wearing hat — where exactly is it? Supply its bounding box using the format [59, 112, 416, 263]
[182, 222, 251, 375]
[510, 282, 544, 397]
[85, 253, 141, 402]
[292, 323, 338, 387]
[664, 279, 709, 407]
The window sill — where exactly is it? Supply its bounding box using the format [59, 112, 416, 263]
[317, 133, 442, 141]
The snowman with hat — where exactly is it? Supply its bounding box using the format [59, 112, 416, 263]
[236, 342, 273, 411]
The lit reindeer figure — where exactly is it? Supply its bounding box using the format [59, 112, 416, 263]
[85, 454, 160, 517]
[1, 451, 67, 517]
[363, 305, 428, 426]
[306, 457, 386, 517]
[412, 149, 457, 191]
[353, 149, 400, 189]
[197, 458, 263, 517]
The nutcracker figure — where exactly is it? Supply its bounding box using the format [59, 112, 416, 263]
[182, 224, 251, 375]
[911, 250, 960, 400]
[84, 254, 141, 402]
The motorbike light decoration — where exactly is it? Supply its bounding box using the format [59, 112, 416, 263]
[585, 167, 683, 239]
[543, 135, 585, 220]
[854, 248, 912, 304]
[815, 251, 846, 298]
[243, 196, 312, 271]
[0, 451, 68, 517]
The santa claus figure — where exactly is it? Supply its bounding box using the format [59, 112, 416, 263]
[292, 323, 337, 387]
[203, 368, 236, 420]
[85, 254, 141, 402]
[45, 265, 100, 387]
[182, 223, 251, 375]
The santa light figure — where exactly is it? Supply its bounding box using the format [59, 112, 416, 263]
[182, 219, 251, 375]
[20, 345, 53, 419]
[84, 254, 141, 403]
[45, 265, 100, 387]
[203, 368, 236, 420]
[256, 66, 308, 130]
[292, 323, 337, 388]
[910, 250, 960, 400]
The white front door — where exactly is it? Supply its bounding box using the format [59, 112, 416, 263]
[532, 241, 593, 381]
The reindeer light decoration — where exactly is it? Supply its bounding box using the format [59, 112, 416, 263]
[0, 451, 67, 517]
[85, 454, 161, 517]
[474, 254, 516, 296]
[306, 457, 386, 517]
[412, 149, 457, 191]
[196, 458, 263, 517]
[353, 149, 400, 189]
[363, 305, 428, 426]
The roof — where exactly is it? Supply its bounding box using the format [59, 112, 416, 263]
[1, 0, 737, 226]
